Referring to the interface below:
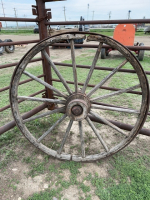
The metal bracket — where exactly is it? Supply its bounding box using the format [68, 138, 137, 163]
[32, 5, 38, 16]
[46, 9, 52, 20]
[32, 5, 52, 21]
[42, 92, 56, 110]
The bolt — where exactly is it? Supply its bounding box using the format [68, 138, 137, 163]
[71, 105, 83, 116]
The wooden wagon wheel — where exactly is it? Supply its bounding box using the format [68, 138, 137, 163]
[10, 32, 149, 162]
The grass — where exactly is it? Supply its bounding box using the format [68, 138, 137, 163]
[90, 29, 147, 37]
[0, 41, 150, 199]
[90, 153, 150, 200]
[0, 29, 34, 35]
[24, 150, 150, 200]
[0, 28, 147, 37]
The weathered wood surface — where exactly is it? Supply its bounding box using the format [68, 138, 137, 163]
[70, 39, 78, 93]
[91, 104, 140, 114]
[42, 49, 72, 95]
[91, 84, 140, 101]
[57, 120, 73, 154]
[23, 107, 65, 123]
[79, 121, 85, 158]
[23, 71, 67, 99]
[37, 114, 67, 143]
[90, 111, 127, 136]
[81, 42, 103, 94]
[87, 59, 128, 97]
[86, 116, 109, 152]
[18, 96, 66, 104]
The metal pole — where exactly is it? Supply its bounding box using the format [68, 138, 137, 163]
[92, 11, 94, 20]
[87, 4, 89, 20]
[24, 14, 27, 28]
[36, 0, 55, 110]
[14, 8, 19, 29]
[0, 17, 38, 22]
[46, 18, 150, 25]
[63, 6, 66, 21]
[1, 0, 7, 27]
[128, 10, 131, 19]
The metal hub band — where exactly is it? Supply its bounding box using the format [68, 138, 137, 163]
[66, 93, 91, 121]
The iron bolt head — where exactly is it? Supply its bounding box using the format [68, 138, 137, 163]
[71, 105, 83, 116]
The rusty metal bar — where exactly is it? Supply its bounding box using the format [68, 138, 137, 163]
[52, 78, 142, 95]
[89, 114, 150, 137]
[51, 43, 150, 50]
[54, 62, 150, 76]
[0, 58, 42, 70]
[0, 74, 44, 93]
[46, 19, 150, 26]
[0, 103, 47, 136]
[0, 89, 45, 112]
[0, 17, 38, 22]
[1, 41, 150, 50]
[1, 41, 149, 50]
[36, 0, 54, 109]
[0, 40, 40, 47]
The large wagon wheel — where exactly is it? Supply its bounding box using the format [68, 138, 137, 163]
[10, 32, 149, 162]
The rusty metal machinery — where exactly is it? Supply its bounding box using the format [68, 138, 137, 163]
[10, 32, 149, 161]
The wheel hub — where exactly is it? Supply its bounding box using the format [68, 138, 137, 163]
[71, 105, 83, 116]
[66, 93, 91, 121]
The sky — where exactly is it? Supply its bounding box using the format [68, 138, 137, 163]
[0, 0, 150, 27]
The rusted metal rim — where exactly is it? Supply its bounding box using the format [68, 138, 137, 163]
[10, 31, 149, 162]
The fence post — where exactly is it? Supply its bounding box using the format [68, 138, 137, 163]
[36, 0, 55, 110]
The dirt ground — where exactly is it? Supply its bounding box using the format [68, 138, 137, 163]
[0, 34, 150, 200]
[0, 34, 150, 64]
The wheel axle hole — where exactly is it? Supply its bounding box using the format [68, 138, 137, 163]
[71, 105, 83, 116]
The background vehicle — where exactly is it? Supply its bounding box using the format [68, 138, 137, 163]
[4, 39, 15, 53]
[0, 39, 5, 54]
[101, 24, 145, 61]
[144, 26, 150, 34]
[56, 25, 60, 30]
[79, 16, 89, 32]
[33, 25, 39, 33]
[34, 24, 61, 33]
[84, 24, 90, 32]
[0, 39, 15, 54]
[65, 25, 75, 29]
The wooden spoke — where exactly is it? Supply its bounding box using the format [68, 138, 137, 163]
[87, 59, 128, 97]
[70, 39, 78, 93]
[91, 104, 140, 114]
[90, 111, 127, 136]
[37, 114, 67, 143]
[81, 42, 103, 94]
[18, 96, 66, 104]
[23, 71, 67, 99]
[57, 120, 73, 154]
[42, 50, 72, 95]
[79, 121, 85, 158]
[86, 116, 109, 152]
[23, 107, 65, 123]
[91, 84, 140, 102]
